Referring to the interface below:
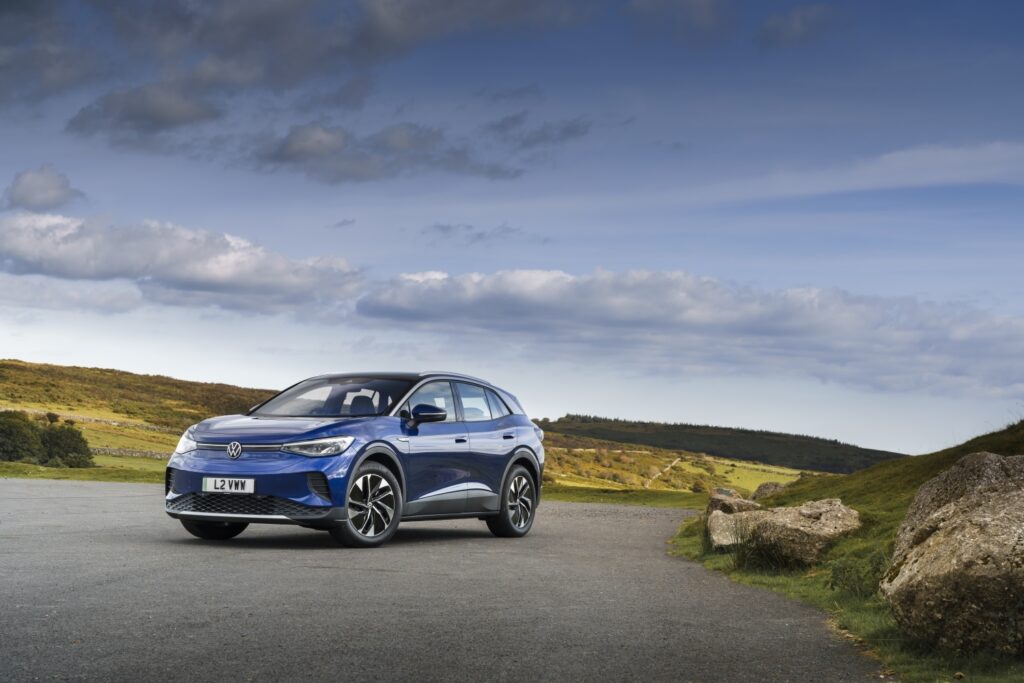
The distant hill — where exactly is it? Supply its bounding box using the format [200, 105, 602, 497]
[0, 359, 274, 431]
[542, 414, 905, 474]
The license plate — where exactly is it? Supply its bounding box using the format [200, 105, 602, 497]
[202, 477, 254, 494]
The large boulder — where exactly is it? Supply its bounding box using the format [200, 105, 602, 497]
[706, 509, 767, 550]
[704, 499, 860, 564]
[707, 492, 761, 514]
[748, 498, 861, 566]
[751, 481, 786, 500]
[880, 452, 1024, 654]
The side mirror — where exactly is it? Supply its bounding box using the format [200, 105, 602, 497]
[409, 404, 447, 426]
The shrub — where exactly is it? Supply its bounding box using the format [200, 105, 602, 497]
[0, 411, 46, 462]
[45, 411, 60, 424]
[41, 425, 93, 468]
[828, 550, 889, 597]
[691, 479, 707, 493]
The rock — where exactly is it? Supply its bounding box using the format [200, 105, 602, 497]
[707, 492, 762, 514]
[751, 481, 786, 500]
[880, 452, 1024, 654]
[706, 509, 768, 550]
[704, 499, 859, 563]
[747, 498, 861, 566]
[714, 487, 737, 497]
[890, 451, 1024, 560]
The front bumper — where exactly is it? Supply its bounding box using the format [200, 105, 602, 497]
[165, 491, 348, 527]
[165, 448, 353, 528]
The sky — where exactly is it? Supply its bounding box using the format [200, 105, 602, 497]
[1, 0, 1023, 454]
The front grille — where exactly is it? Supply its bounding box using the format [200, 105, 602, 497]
[307, 472, 332, 501]
[167, 493, 329, 518]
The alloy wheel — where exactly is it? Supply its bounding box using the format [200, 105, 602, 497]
[348, 473, 396, 537]
[507, 474, 533, 529]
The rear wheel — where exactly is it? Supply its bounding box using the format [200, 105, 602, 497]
[486, 465, 536, 538]
[180, 520, 248, 540]
[329, 462, 402, 548]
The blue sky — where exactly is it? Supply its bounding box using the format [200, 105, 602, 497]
[2, 1, 1023, 453]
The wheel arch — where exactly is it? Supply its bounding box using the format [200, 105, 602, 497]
[354, 443, 407, 502]
[501, 447, 541, 497]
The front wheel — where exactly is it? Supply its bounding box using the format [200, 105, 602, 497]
[486, 465, 537, 538]
[180, 519, 248, 540]
[329, 462, 402, 548]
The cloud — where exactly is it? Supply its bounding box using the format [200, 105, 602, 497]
[420, 222, 550, 245]
[356, 269, 1024, 397]
[0, 1, 99, 102]
[484, 111, 528, 136]
[4, 165, 83, 211]
[0, 212, 360, 314]
[0, 272, 142, 314]
[303, 75, 374, 111]
[476, 83, 543, 102]
[628, 0, 733, 37]
[484, 112, 591, 150]
[758, 4, 833, 49]
[675, 141, 1024, 205]
[351, 0, 586, 57]
[329, 218, 357, 229]
[67, 83, 222, 140]
[256, 122, 521, 183]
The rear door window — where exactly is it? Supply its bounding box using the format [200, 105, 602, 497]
[455, 382, 493, 422]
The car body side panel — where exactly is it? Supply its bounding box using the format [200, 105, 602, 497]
[398, 420, 470, 517]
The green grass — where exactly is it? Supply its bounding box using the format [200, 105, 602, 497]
[0, 454, 165, 484]
[672, 418, 1024, 682]
[544, 483, 706, 508]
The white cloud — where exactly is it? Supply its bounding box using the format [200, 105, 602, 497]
[0, 272, 142, 314]
[680, 142, 1024, 205]
[4, 165, 84, 211]
[357, 269, 1024, 397]
[0, 213, 360, 313]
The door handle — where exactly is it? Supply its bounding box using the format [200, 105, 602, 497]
[455, 437, 467, 444]
[502, 434, 514, 440]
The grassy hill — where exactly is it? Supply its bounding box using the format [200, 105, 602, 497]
[543, 430, 809, 497]
[673, 418, 1024, 681]
[0, 359, 809, 505]
[542, 414, 905, 474]
[0, 359, 275, 452]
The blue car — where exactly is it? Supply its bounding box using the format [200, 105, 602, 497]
[165, 372, 544, 547]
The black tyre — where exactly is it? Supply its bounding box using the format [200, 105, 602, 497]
[329, 461, 402, 548]
[486, 465, 536, 538]
[180, 519, 248, 540]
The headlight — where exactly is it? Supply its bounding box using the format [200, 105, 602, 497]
[174, 428, 198, 454]
[283, 436, 355, 457]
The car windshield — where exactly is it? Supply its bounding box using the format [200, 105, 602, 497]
[252, 377, 413, 418]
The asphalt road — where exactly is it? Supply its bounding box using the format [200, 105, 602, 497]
[0, 479, 882, 682]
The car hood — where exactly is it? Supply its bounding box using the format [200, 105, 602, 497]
[192, 414, 373, 444]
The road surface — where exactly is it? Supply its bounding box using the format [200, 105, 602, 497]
[0, 479, 882, 681]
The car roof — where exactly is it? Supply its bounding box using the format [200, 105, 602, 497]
[310, 371, 495, 387]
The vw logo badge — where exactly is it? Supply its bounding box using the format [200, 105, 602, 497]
[227, 441, 243, 459]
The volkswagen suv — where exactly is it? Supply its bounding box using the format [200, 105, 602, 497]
[165, 372, 544, 547]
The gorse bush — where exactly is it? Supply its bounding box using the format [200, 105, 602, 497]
[0, 411, 46, 463]
[828, 550, 889, 597]
[0, 411, 93, 468]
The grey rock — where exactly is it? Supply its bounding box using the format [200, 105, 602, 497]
[751, 481, 786, 500]
[880, 452, 1024, 654]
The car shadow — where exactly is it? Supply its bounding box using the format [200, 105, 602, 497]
[165, 523, 494, 550]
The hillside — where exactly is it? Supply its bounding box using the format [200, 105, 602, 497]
[543, 430, 809, 496]
[675, 418, 1024, 681]
[0, 359, 810, 499]
[542, 414, 905, 473]
[0, 359, 274, 431]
